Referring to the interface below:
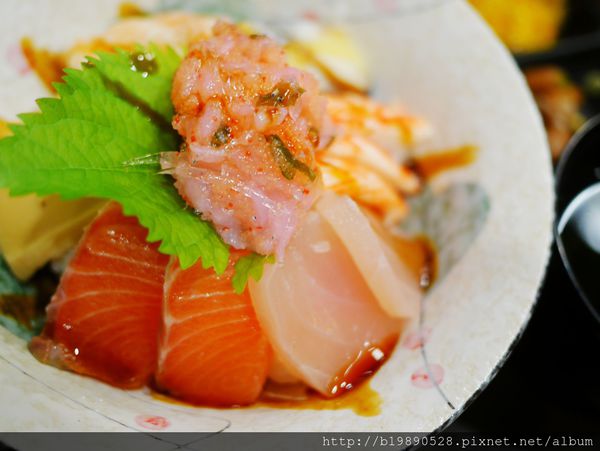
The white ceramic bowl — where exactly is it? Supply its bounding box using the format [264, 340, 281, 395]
[0, 0, 553, 433]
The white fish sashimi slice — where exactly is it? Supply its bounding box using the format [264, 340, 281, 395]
[268, 354, 302, 385]
[249, 205, 403, 396]
[316, 192, 421, 319]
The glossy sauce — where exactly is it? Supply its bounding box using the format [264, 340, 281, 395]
[151, 373, 382, 417]
[326, 335, 398, 397]
[253, 336, 396, 417]
[150, 336, 398, 417]
[413, 145, 477, 180]
[393, 235, 437, 290]
[257, 380, 383, 417]
[20, 38, 66, 92]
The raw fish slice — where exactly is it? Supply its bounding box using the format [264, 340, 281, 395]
[249, 198, 405, 397]
[156, 252, 271, 406]
[29, 203, 168, 388]
[316, 192, 421, 319]
[268, 353, 301, 385]
[166, 22, 329, 257]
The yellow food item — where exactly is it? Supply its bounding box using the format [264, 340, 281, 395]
[286, 23, 369, 91]
[469, 0, 566, 53]
[118, 2, 147, 18]
[0, 121, 105, 280]
[0, 191, 106, 281]
[0, 121, 10, 137]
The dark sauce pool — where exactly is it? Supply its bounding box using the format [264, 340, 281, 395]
[150, 335, 399, 417]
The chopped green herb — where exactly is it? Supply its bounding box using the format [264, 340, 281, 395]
[258, 81, 305, 107]
[211, 125, 232, 147]
[267, 135, 316, 181]
[269, 135, 296, 180]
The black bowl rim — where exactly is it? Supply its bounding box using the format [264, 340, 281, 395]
[554, 114, 600, 325]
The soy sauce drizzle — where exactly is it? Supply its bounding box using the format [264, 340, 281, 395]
[147, 335, 398, 418]
[327, 335, 398, 397]
[412, 145, 477, 180]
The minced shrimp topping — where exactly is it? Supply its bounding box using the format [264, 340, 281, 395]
[163, 22, 330, 257]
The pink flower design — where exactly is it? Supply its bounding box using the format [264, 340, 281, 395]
[6, 42, 31, 75]
[135, 414, 170, 430]
[401, 327, 431, 350]
[374, 0, 398, 14]
[410, 363, 444, 389]
[302, 10, 319, 21]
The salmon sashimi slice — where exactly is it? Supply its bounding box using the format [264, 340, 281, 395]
[156, 252, 271, 406]
[29, 202, 169, 389]
[249, 193, 409, 397]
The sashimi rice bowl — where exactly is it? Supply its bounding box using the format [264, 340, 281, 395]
[0, 0, 553, 432]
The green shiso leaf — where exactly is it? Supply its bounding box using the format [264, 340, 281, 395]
[0, 46, 231, 274]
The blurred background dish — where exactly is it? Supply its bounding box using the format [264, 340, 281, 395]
[469, 0, 567, 54]
[470, 0, 600, 161]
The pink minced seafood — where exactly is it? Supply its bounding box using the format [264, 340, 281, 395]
[163, 22, 329, 257]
